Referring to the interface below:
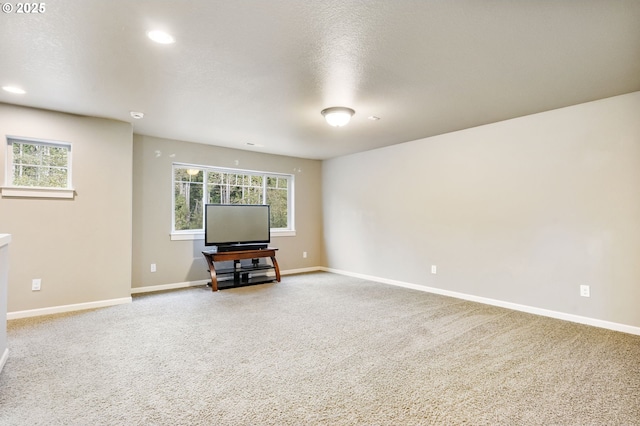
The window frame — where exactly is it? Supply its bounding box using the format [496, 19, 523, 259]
[1, 135, 74, 199]
[171, 163, 295, 241]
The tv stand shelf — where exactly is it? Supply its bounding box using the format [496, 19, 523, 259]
[202, 247, 280, 291]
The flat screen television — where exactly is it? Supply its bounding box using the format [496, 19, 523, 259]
[204, 204, 270, 249]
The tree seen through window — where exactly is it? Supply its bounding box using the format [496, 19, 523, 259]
[9, 138, 71, 188]
[173, 165, 292, 232]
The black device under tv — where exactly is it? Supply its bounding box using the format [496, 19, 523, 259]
[204, 204, 270, 252]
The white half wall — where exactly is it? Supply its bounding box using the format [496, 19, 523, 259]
[0, 234, 10, 374]
[322, 92, 640, 329]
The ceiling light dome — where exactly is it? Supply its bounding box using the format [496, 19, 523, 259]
[321, 107, 355, 127]
[147, 30, 175, 44]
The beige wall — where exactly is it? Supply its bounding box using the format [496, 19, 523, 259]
[323, 92, 640, 328]
[132, 134, 323, 289]
[0, 103, 133, 312]
[4, 91, 639, 332]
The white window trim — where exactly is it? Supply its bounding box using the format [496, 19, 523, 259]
[2, 136, 75, 199]
[171, 162, 296, 238]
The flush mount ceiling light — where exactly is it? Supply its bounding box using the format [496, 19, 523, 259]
[147, 30, 175, 44]
[321, 107, 355, 127]
[2, 86, 26, 94]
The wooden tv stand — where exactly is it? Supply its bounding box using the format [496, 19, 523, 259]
[202, 247, 280, 292]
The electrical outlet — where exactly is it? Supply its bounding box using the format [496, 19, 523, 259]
[431, 265, 437, 274]
[303, 251, 308, 258]
[580, 285, 590, 297]
[150, 263, 157, 273]
[32, 279, 41, 291]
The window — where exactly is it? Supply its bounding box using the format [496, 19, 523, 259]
[174, 168, 204, 231]
[172, 164, 294, 239]
[2, 136, 74, 198]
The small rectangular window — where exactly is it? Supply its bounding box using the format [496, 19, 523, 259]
[2, 136, 74, 199]
[7, 137, 71, 188]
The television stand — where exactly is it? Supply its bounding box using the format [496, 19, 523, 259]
[202, 247, 280, 292]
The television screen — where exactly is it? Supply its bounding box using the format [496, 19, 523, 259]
[204, 204, 270, 247]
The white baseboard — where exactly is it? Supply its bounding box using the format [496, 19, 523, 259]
[131, 280, 208, 294]
[7, 297, 132, 320]
[282, 266, 323, 275]
[323, 267, 640, 336]
[0, 348, 8, 374]
[130, 268, 324, 294]
[7, 268, 637, 335]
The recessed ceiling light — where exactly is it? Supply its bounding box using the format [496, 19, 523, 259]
[130, 111, 144, 119]
[246, 142, 264, 147]
[2, 86, 26, 94]
[147, 30, 175, 44]
[368, 116, 380, 121]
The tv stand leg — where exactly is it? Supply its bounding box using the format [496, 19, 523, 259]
[270, 255, 281, 282]
[203, 254, 219, 291]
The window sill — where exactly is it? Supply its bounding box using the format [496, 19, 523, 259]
[170, 229, 296, 241]
[171, 232, 204, 241]
[271, 230, 296, 237]
[1, 186, 76, 199]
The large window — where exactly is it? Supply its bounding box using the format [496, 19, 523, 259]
[172, 164, 294, 237]
[2, 136, 74, 198]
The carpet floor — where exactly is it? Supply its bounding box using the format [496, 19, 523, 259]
[1, 272, 639, 425]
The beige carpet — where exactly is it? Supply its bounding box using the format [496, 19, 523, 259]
[1, 272, 639, 425]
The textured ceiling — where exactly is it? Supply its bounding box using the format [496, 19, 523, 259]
[1, 0, 640, 160]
